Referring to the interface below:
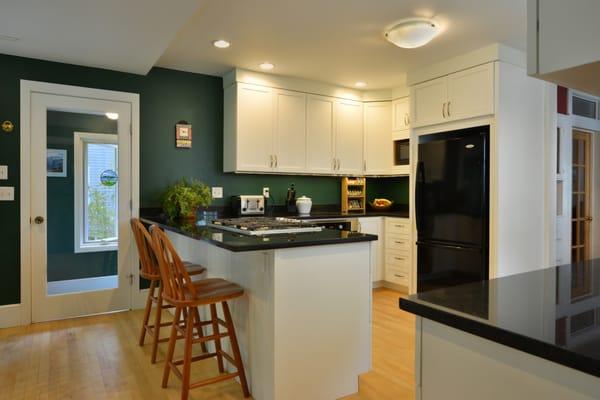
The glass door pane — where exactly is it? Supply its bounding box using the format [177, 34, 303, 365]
[46, 111, 119, 295]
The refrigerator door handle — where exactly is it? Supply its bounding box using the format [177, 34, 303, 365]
[416, 241, 482, 252]
[415, 161, 425, 233]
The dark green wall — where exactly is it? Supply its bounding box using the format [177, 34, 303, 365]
[0, 53, 408, 305]
[46, 111, 118, 281]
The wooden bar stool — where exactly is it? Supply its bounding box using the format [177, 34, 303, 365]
[130, 218, 207, 363]
[150, 225, 251, 400]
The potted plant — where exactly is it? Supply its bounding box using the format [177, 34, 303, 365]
[162, 178, 212, 220]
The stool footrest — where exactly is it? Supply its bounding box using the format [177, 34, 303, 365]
[172, 352, 218, 366]
[190, 372, 240, 389]
[192, 331, 229, 344]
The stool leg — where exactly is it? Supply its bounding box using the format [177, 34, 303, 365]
[139, 279, 157, 346]
[150, 284, 163, 363]
[222, 301, 250, 398]
[162, 306, 181, 389]
[210, 303, 225, 373]
[181, 307, 194, 400]
[192, 307, 208, 353]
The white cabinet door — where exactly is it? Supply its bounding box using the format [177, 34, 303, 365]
[335, 99, 363, 175]
[364, 101, 392, 175]
[236, 83, 274, 171]
[392, 97, 410, 131]
[306, 95, 335, 173]
[358, 218, 384, 283]
[274, 89, 306, 172]
[447, 63, 495, 121]
[412, 77, 447, 128]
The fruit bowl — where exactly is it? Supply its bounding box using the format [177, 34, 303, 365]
[369, 198, 394, 211]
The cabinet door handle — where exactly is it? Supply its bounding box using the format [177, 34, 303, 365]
[337, 158, 341, 170]
[442, 102, 447, 118]
[363, 159, 366, 171]
[395, 224, 405, 228]
[447, 101, 451, 117]
[394, 273, 405, 278]
[403, 114, 407, 126]
[269, 155, 274, 168]
[274, 155, 278, 168]
[394, 241, 405, 245]
[394, 256, 406, 261]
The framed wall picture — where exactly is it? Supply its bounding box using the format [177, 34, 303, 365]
[47, 149, 67, 177]
[176, 123, 192, 148]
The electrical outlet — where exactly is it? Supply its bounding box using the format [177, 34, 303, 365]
[0, 165, 7, 180]
[211, 187, 223, 199]
[263, 187, 270, 198]
[0, 186, 14, 201]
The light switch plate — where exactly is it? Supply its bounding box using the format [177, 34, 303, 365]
[0, 165, 7, 180]
[211, 187, 223, 199]
[263, 187, 270, 198]
[0, 186, 14, 201]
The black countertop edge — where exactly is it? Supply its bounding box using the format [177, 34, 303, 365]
[141, 217, 378, 253]
[399, 298, 600, 379]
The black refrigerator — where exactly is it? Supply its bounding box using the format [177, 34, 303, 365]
[416, 125, 489, 293]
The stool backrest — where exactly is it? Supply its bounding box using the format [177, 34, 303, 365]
[150, 225, 197, 303]
[130, 218, 159, 278]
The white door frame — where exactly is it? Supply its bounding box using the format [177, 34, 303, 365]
[6, 80, 142, 327]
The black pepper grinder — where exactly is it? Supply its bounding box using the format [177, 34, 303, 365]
[286, 183, 297, 213]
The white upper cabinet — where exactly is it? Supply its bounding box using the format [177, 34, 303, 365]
[233, 83, 274, 172]
[412, 63, 495, 128]
[364, 101, 392, 175]
[335, 99, 364, 175]
[306, 95, 336, 174]
[274, 89, 307, 172]
[392, 97, 410, 131]
[446, 64, 495, 122]
[412, 77, 448, 127]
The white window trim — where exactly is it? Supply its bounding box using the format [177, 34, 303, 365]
[74, 131, 119, 253]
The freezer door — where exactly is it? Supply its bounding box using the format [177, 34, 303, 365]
[417, 241, 487, 293]
[416, 126, 489, 246]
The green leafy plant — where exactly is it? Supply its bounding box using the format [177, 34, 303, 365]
[162, 178, 212, 220]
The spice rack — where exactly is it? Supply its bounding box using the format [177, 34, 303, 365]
[341, 177, 366, 214]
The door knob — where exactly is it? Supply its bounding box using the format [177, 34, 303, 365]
[34, 216, 44, 224]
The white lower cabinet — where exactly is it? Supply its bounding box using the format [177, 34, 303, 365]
[384, 217, 412, 288]
[358, 217, 384, 284]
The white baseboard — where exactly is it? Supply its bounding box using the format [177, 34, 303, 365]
[0, 304, 25, 328]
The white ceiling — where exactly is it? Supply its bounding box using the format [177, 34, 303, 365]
[0, 1, 527, 88]
[157, 0, 528, 89]
[0, 0, 202, 74]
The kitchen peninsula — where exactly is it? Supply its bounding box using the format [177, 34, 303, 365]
[400, 260, 600, 400]
[142, 217, 377, 400]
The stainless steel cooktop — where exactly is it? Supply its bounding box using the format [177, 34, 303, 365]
[209, 217, 323, 236]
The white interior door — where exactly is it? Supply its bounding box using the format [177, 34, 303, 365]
[29, 92, 134, 322]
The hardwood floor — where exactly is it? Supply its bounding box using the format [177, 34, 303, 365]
[0, 288, 415, 400]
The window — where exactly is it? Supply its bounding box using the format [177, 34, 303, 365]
[572, 94, 598, 119]
[74, 132, 119, 253]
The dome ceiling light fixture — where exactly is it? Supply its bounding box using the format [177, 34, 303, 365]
[384, 18, 440, 49]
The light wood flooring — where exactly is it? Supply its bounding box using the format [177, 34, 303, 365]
[0, 288, 415, 399]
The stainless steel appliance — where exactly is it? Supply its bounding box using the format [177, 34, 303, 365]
[209, 217, 323, 236]
[309, 218, 359, 232]
[233, 195, 265, 216]
[393, 138, 410, 166]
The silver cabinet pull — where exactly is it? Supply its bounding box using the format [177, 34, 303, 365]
[442, 102, 447, 118]
[269, 155, 274, 168]
[447, 101, 451, 117]
[337, 158, 341, 170]
[394, 241, 405, 245]
[274, 155, 278, 168]
[395, 224, 405, 228]
[394, 256, 405, 261]
[363, 159, 366, 171]
[403, 114, 408, 126]
[394, 273, 405, 278]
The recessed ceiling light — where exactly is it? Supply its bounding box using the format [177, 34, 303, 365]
[212, 39, 230, 49]
[385, 18, 440, 49]
[105, 112, 119, 120]
[259, 62, 275, 71]
[355, 81, 367, 88]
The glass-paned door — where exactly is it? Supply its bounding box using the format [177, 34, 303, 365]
[571, 130, 592, 263]
[30, 91, 133, 322]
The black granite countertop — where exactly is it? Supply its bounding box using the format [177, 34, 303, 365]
[141, 217, 377, 252]
[400, 260, 600, 378]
